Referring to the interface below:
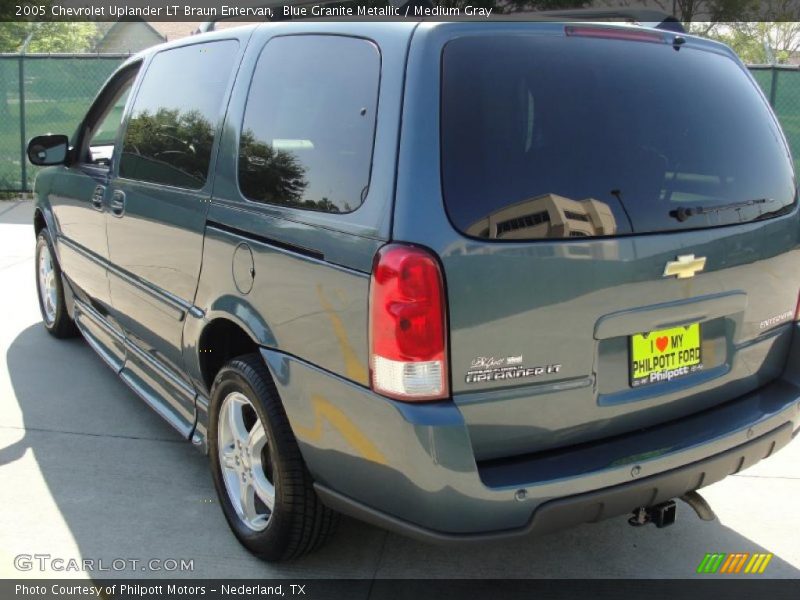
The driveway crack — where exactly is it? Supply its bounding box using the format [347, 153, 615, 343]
[0, 424, 183, 444]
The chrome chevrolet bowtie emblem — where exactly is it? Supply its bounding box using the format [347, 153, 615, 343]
[663, 254, 706, 279]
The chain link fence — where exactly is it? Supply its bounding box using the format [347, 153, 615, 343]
[2, 58, 800, 192]
[0, 54, 128, 192]
[749, 65, 800, 173]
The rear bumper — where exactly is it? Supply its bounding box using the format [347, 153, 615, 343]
[315, 422, 795, 543]
[261, 343, 800, 539]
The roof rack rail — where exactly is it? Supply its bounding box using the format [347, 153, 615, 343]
[525, 9, 685, 33]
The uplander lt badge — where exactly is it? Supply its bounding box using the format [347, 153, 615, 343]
[465, 356, 562, 384]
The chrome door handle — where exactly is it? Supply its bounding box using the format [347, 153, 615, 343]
[110, 190, 126, 217]
[91, 185, 105, 211]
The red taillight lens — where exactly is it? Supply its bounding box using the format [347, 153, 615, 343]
[369, 244, 448, 401]
[565, 25, 665, 44]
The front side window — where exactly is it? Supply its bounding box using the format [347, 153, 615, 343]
[79, 65, 140, 167]
[119, 41, 239, 189]
[238, 35, 380, 214]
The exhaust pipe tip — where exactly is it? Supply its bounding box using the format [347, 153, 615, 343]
[680, 490, 717, 522]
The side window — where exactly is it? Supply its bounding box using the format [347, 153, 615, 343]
[119, 41, 239, 189]
[80, 65, 140, 167]
[238, 36, 380, 214]
[90, 87, 131, 154]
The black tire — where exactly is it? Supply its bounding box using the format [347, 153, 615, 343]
[35, 230, 78, 339]
[208, 353, 338, 561]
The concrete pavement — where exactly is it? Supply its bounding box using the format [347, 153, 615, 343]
[1, 199, 798, 579]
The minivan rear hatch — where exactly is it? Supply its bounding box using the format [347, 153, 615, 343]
[439, 26, 800, 460]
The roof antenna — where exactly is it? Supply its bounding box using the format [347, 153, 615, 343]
[610, 189, 635, 233]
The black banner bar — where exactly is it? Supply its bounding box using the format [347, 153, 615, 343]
[3, 579, 800, 600]
[3, 0, 800, 23]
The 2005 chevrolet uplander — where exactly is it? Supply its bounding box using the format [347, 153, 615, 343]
[28, 18, 800, 560]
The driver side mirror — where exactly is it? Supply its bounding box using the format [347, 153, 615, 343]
[27, 134, 70, 166]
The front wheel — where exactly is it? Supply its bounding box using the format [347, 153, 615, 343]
[208, 354, 338, 561]
[35, 230, 78, 338]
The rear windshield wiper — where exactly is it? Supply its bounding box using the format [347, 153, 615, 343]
[669, 198, 773, 222]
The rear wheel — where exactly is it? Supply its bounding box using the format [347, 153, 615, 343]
[35, 230, 78, 338]
[208, 354, 338, 561]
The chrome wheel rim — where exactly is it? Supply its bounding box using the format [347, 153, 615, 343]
[38, 243, 57, 325]
[218, 391, 275, 531]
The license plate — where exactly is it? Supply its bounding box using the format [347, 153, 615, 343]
[630, 324, 702, 388]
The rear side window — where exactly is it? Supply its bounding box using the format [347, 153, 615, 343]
[119, 41, 239, 189]
[238, 35, 380, 213]
[441, 34, 796, 240]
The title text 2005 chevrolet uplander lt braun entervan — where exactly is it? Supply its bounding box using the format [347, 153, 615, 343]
[27, 19, 800, 560]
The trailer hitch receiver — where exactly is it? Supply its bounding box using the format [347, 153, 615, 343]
[628, 500, 677, 528]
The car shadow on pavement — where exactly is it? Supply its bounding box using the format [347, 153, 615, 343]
[0, 200, 34, 225]
[5, 322, 800, 579]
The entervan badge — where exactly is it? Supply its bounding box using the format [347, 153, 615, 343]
[663, 254, 706, 279]
[465, 355, 561, 384]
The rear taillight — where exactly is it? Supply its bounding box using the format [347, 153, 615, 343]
[565, 25, 665, 44]
[369, 244, 448, 402]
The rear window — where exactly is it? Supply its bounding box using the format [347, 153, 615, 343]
[441, 33, 796, 240]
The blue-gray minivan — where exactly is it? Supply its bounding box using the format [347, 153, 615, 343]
[28, 19, 800, 560]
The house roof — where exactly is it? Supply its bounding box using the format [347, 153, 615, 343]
[148, 22, 206, 42]
[93, 19, 260, 54]
[94, 20, 204, 49]
[93, 20, 164, 53]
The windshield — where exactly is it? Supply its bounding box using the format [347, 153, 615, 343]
[440, 33, 796, 240]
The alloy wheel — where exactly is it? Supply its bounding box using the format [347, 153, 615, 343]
[38, 243, 57, 325]
[217, 391, 275, 531]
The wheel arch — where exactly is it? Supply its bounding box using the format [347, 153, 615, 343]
[33, 208, 47, 237]
[188, 311, 282, 456]
[33, 202, 63, 264]
[184, 290, 286, 453]
[196, 316, 262, 393]
[32, 172, 59, 239]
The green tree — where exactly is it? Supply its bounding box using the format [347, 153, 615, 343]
[238, 129, 309, 207]
[670, 0, 756, 23]
[0, 8, 98, 120]
[27, 22, 99, 52]
[0, 22, 27, 53]
[122, 108, 220, 188]
[0, 0, 98, 53]
[0, 22, 98, 53]
[690, 22, 800, 64]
